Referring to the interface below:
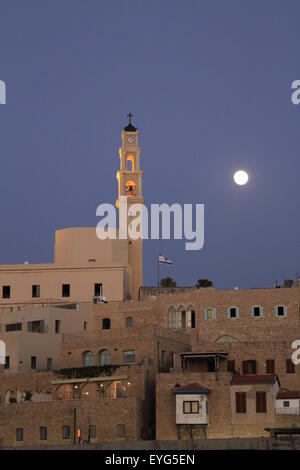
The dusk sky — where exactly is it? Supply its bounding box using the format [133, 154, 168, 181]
[0, 1, 300, 289]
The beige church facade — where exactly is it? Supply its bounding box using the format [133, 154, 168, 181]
[0, 120, 143, 307]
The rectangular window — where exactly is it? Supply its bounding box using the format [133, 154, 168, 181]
[55, 320, 61, 334]
[283, 400, 290, 408]
[5, 356, 10, 369]
[16, 427, 23, 441]
[62, 425, 70, 440]
[47, 358, 52, 370]
[102, 318, 110, 330]
[256, 391, 267, 413]
[252, 306, 263, 317]
[32, 285, 40, 298]
[31, 356, 37, 370]
[205, 308, 216, 320]
[94, 283, 102, 297]
[161, 350, 166, 365]
[227, 307, 239, 319]
[40, 426, 47, 441]
[2, 285, 10, 299]
[227, 360, 235, 373]
[169, 352, 174, 369]
[62, 284, 70, 297]
[27, 320, 45, 333]
[89, 425, 97, 439]
[235, 392, 246, 413]
[117, 424, 125, 438]
[276, 305, 287, 317]
[123, 350, 135, 364]
[242, 360, 257, 374]
[83, 321, 87, 331]
[183, 401, 199, 414]
[207, 358, 216, 372]
[286, 359, 295, 374]
[6, 323, 22, 332]
[266, 359, 275, 374]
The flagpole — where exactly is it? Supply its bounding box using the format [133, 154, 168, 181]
[157, 253, 160, 288]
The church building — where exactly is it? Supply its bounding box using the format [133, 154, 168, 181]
[0, 116, 143, 307]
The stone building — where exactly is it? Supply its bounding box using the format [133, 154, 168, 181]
[0, 119, 300, 447]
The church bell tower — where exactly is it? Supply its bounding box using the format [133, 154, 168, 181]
[116, 112, 144, 209]
[116, 113, 143, 300]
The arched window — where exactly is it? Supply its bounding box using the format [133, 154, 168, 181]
[126, 180, 136, 198]
[99, 349, 110, 366]
[126, 155, 135, 172]
[168, 306, 176, 329]
[177, 305, 186, 328]
[83, 350, 94, 367]
[125, 316, 133, 328]
[186, 305, 195, 328]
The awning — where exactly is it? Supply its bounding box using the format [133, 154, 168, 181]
[51, 375, 128, 385]
[180, 352, 228, 359]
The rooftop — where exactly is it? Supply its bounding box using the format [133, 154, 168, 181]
[173, 382, 211, 395]
[277, 390, 300, 399]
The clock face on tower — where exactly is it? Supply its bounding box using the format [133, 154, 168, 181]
[127, 137, 134, 144]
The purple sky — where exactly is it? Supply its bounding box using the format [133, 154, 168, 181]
[0, 0, 300, 288]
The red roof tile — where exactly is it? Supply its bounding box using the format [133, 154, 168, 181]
[173, 382, 211, 394]
[277, 390, 300, 399]
[230, 374, 279, 385]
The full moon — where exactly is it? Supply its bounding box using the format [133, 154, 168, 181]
[234, 170, 248, 186]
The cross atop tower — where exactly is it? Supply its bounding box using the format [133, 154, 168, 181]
[127, 112, 134, 124]
[124, 112, 137, 132]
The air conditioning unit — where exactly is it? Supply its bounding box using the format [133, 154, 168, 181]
[93, 296, 108, 304]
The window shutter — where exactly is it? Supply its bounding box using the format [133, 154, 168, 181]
[284, 306, 288, 317]
[236, 308, 240, 319]
[213, 308, 216, 320]
[256, 392, 266, 413]
[250, 307, 255, 318]
[260, 307, 264, 317]
[226, 308, 231, 320]
[204, 309, 208, 320]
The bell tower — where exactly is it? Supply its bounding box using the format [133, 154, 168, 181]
[116, 112, 143, 209]
[116, 113, 143, 300]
